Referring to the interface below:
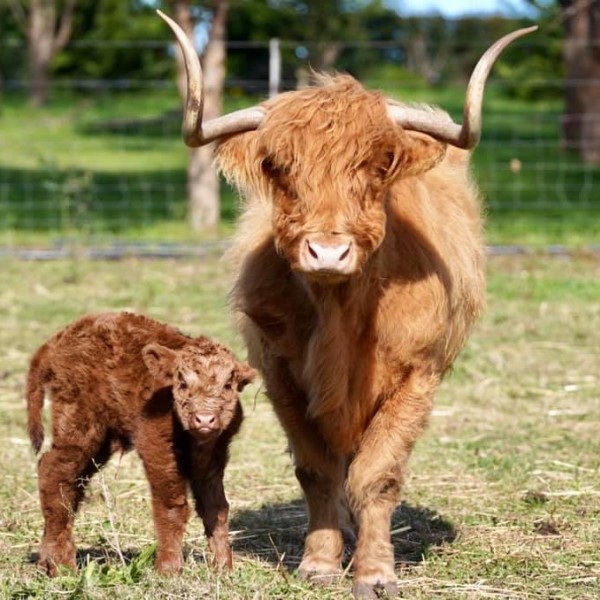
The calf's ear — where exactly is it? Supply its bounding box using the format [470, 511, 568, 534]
[142, 343, 176, 387]
[235, 361, 258, 392]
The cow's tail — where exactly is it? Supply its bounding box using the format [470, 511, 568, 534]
[26, 345, 49, 454]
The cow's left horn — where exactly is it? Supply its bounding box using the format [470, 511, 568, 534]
[387, 25, 538, 149]
[157, 9, 264, 146]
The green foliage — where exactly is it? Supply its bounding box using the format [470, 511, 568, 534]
[53, 0, 173, 81]
[0, 85, 597, 247]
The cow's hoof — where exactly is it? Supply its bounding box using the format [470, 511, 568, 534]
[298, 562, 343, 585]
[352, 579, 398, 599]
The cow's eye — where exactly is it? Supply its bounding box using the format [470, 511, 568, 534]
[262, 156, 278, 177]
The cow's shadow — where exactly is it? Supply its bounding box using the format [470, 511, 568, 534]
[230, 498, 456, 572]
[27, 501, 455, 574]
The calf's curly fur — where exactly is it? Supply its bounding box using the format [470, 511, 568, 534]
[26, 312, 255, 576]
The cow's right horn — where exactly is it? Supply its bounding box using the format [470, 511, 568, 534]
[157, 9, 264, 147]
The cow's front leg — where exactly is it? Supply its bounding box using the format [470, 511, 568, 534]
[346, 370, 437, 599]
[263, 358, 347, 583]
[295, 457, 346, 584]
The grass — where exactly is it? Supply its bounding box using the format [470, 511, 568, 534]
[0, 253, 598, 598]
[0, 86, 599, 249]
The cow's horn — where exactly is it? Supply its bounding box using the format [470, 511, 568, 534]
[157, 9, 264, 147]
[387, 26, 538, 149]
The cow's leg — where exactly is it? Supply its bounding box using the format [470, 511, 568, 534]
[346, 370, 437, 599]
[136, 428, 189, 574]
[190, 469, 232, 569]
[265, 360, 347, 583]
[294, 456, 347, 584]
[37, 435, 111, 576]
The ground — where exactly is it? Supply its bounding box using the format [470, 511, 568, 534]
[0, 253, 598, 599]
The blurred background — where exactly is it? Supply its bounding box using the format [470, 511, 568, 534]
[0, 0, 597, 254]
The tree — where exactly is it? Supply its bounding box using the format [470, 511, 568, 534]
[169, 0, 228, 233]
[7, 0, 77, 106]
[559, 0, 600, 163]
[54, 0, 172, 82]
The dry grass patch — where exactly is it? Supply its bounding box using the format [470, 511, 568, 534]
[0, 254, 598, 598]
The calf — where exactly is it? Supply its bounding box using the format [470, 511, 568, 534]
[26, 312, 255, 576]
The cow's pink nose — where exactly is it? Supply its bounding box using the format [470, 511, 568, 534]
[304, 239, 353, 272]
[195, 413, 217, 429]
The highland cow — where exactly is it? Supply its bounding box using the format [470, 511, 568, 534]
[26, 312, 255, 577]
[159, 11, 535, 599]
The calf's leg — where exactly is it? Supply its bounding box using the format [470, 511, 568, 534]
[190, 470, 232, 569]
[136, 430, 189, 574]
[37, 437, 111, 576]
[346, 370, 437, 599]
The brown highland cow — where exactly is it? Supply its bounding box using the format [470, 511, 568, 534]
[159, 10, 536, 599]
[26, 312, 255, 577]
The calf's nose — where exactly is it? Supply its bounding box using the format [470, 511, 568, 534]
[195, 413, 217, 429]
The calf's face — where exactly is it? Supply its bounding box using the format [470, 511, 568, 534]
[142, 341, 256, 443]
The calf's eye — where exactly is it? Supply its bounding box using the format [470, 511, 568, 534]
[177, 372, 188, 390]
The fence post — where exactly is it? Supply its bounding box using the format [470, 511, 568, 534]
[269, 38, 281, 97]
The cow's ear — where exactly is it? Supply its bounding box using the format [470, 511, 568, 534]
[142, 343, 176, 387]
[399, 131, 447, 178]
[234, 361, 257, 392]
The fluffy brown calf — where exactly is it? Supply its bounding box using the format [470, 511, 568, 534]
[26, 312, 255, 577]
[159, 11, 535, 599]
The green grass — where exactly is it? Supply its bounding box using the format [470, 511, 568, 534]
[0, 254, 598, 598]
[0, 86, 598, 248]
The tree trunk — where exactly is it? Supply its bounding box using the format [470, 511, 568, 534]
[8, 0, 76, 107]
[28, 0, 55, 107]
[561, 0, 600, 163]
[172, 0, 228, 233]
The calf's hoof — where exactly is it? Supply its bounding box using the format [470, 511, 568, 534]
[38, 557, 76, 578]
[155, 552, 184, 574]
[38, 545, 77, 577]
[353, 578, 398, 599]
[212, 549, 233, 570]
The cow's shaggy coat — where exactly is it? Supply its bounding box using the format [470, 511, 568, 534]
[26, 312, 255, 576]
[217, 75, 486, 598]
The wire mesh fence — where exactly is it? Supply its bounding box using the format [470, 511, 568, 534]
[0, 37, 597, 250]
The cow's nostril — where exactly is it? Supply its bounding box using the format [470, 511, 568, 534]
[339, 244, 351, 261]
[307, 241, 318, 259]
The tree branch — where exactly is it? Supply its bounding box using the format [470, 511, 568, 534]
[6, 0, 28, 35]
[53, 0, 77, 53]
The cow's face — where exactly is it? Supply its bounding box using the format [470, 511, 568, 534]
[218, 77, 446, 285]
[263, 156, 388, 283]
[264, 129, 445, 285]
[142, 341, 256, 443]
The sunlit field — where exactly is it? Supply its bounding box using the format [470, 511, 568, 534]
[1, 254, 598, 598]
[1, 88, 599, 249]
